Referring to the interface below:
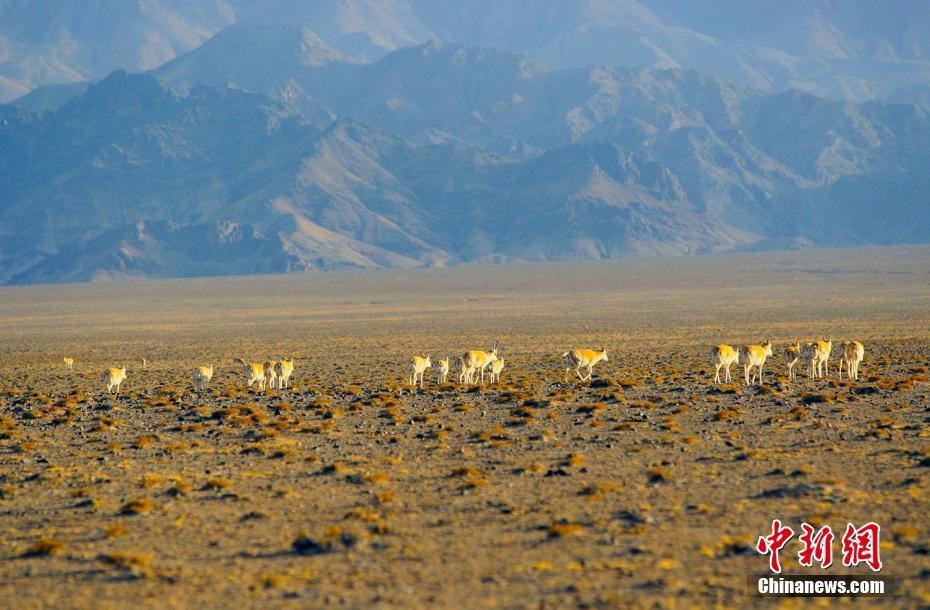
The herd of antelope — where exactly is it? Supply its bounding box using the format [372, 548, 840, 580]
[60, 337, 864, 395]
[712, 338, 865, 386]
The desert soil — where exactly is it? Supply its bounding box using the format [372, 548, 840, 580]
[0, 246, 928, 608]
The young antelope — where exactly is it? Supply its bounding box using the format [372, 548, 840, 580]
[562, 348, 609, 382]
[815, 337, 832, 377]
[839, 341, 865, 380]
[489, 358, 505, 383]
[104, 367, 127, 394]
[63, 357, 74, 370]
[274, 359, 295, 389]
[784, 342, 801, 380]
[409, 354, 432, 388]
[233, 358, 266, 391]
[740, 341, 773, 386]
[437, 357, 450, 384]
[711, 344, 739, 384]
[193, 365, 214, 391]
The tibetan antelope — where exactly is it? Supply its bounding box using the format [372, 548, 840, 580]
[801, 342, 822, 379]
[489, 358, 505, 383]
[104, 367, 127, 394]
[740, 341, 773, 386]
[784, 342, 801, 380]
[409, 354, 432, 388]
[457, 356, 474, 384]
[264, 361, 279, 390]
[462, 340, 500, 385]
[437, 358, 450, 384]
[839, 341, 865, 380]
[274, 359, 295, 389]
[711, 345, 739, 384]
[63, 357, 74, 370]
[562, 348, 609, 382]
[815, 337, 832, 377]
[233, 358, 267, 391]
[193, 365, 214, 391]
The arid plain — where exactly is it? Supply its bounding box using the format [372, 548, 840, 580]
[0, 247, 928, 608]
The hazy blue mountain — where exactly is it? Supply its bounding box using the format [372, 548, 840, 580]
[2, 60, 928, 284]
[5, 1, 930, 103]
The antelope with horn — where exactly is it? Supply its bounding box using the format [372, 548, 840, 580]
[409, 354, 432, 389]
[711, 344, 739, 384]
[233, 357, 267, 391]
[739, 340, 773, 386]
[562, 347, 609, 382]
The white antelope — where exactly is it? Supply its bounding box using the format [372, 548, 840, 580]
[264, 361, 279, 390]
[815, 337, 832, 377]
[839, 340, 865, 380]
[801, 342, 822, 379]
[462, 340, 500, 385]
[274, 358, 295, 389]
[193, 365, 214, 391]
[104, 367, 127, 394]
[489, 358, 505, 383]
[784, 342, 801, 380]
[562, 348, 609, 381]
[740, 341, 773, 386]
[711, 344, 739, 384]
[233, 358, 267, 391]
[409, 354, 432, 388]
[63, 357, 74, 370]
[437, 357, 450, 384]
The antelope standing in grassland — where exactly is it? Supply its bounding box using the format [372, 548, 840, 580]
[815, 337, 832, 377]
[462, 340, 500, 385]
[839, 341, 865, 380]
[264, 361, 279, 390]
[740, 341, 773, 386]
[104, 367, 127, 394]
[784, 342, 801, 380]
[409, 354, 431, 388]
[489, 358, 505, 383]
[233, 358, 267, 391]
[562, 348, 609, 382]
[711, 345, 739, 384]
[274, 359, 295, 389]
[193, 365, 214, 391]
[457, 356, 474, 384]
[801, 342, 822, 379]
[63, 357, 74, 370]
[437, 358, 450, 384]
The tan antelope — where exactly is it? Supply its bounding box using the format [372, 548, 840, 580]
[489, 358, 505, 383]
[104, 367, 127, 394]
[711, 344, 739, 384]
[409, 354, 432, 388]
[839, 341, 865, 380]
[457, 356, 474, 384]
[193, 365, 214, 391]
[437, 357, 450, 384]
[740, 341, 773, 386]
[274, 358, 295, 389]
[63, 357, 74, 370]
[233, 358, 267, 391]
[462, 340, 500, 385]
[815, 337, 832, 377]
[801, 342, 822, 379]
[264, 361, 279, 390]
[784, 342, 801, 380]
[562, 348, 609, 382]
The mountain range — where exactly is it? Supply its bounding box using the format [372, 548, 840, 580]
[0, 2, 929, 284]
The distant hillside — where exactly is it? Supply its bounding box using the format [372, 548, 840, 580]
[2, 54, 928, 284]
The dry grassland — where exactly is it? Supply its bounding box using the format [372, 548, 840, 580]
[0, 246, 928, 608]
